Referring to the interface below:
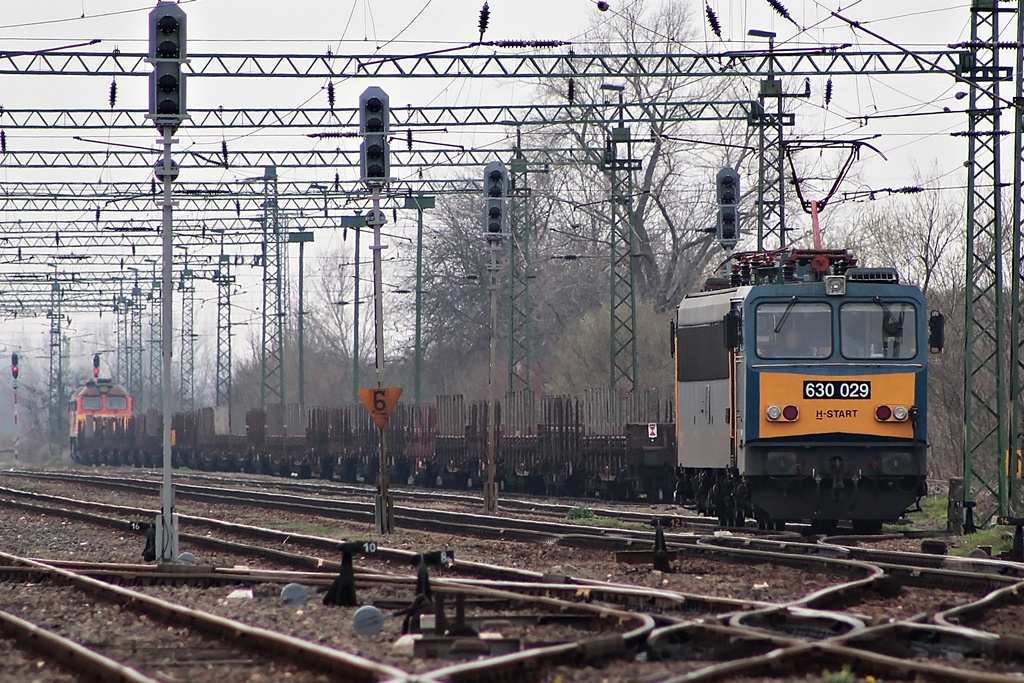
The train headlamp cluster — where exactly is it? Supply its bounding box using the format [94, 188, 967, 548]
[875, 405, 910, 422]
[766, 404, 799, 422]
[770, 403, 910, 423]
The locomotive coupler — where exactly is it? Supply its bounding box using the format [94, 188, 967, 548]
[849, 471, 861, 512]
[813, 470, 822, 514]
[830, 457, 844, 491]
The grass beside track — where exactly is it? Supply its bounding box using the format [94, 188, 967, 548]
[887, 495, 1016, 557]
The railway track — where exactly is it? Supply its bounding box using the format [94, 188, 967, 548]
[3, 467, 719, 529]
[12, 467, 948, 541]
[0, 551, 409, 682]
[1, 475, 1018, 614]
[6, 469, 1024, 679]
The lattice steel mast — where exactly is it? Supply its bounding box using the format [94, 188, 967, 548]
[963, 0, 1010, 524]
[179, 269, 196, 411]
[600, 86, 640, 392]
[507, 134, 533, 393]
[258, 167, 285, 410]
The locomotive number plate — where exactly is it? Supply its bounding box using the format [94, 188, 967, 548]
[802, 380, 871, 400]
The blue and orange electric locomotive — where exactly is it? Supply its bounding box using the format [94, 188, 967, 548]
[673, 249, 943, 532]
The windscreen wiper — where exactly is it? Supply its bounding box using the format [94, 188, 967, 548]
[774, 296, 799, 333]
[873, 296, 904, 336]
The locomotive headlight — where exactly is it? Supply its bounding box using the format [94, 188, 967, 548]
[766, 451, 798, 475]
[880, 451, 913, 475]
[893, 406, 909, 421]
[766, 405, 782, 421]
[824, 275, 846, 296]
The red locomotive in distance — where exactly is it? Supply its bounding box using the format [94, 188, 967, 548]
[69, 379, 133, 456]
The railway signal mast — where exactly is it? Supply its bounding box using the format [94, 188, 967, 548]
[147, 1, 187, 563]
[10, 353, 18, 464]
[483, 161, 508, 514]
[359, 86, 395, 534]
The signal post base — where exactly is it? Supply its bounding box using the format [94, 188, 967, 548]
[374, 495, 394, 534]
[483, 482, 498, 514]
[154, 512, 179, 563]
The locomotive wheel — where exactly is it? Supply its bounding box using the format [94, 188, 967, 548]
[718, 511, 741, 528]
[756, 514, 785, 531]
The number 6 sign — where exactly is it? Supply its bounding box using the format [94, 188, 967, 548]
[358, 387, 403, 429]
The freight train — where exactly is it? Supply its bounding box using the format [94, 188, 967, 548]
[674, 248, 942, 533]
[69, 248, 940, 531]
[70, 390, 677, 501]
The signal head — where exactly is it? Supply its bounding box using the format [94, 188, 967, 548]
[482, 161, 508, 238]
[716, 166, 740, 205]
[720, 206, 738, 239]
[715, 166, 741, 247]
[148, 1, 187, 131]
[484, 162, 507, 197]
[360, 139, 390, 184]
[148, 3, 187, 62]
[359, 87, 390, 136]
[157, 14, 179, 34]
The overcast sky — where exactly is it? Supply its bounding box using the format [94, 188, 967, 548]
[0, 0, 988, 382]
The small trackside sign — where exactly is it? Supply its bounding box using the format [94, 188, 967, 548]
[358, 387, 403, 429]
[648, 423, 658, 439]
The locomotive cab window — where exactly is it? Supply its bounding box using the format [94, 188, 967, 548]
[106, 396, 128, 411]
[81, 396, 103, 411]
[840, 301, 917, 359]
[755, 302, 832, 359]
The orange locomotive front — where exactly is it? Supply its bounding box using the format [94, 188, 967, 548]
[69, 379, 133, 453]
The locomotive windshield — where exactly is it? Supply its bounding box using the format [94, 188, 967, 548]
[755, 302, 832, 359]
[840, 301, 917, 359]
[81, 396, 103, 411]
[106, 396, 128, 411]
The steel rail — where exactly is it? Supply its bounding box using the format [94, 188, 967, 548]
[0, 606, 159, 683]
[0, 550, 410, 682]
